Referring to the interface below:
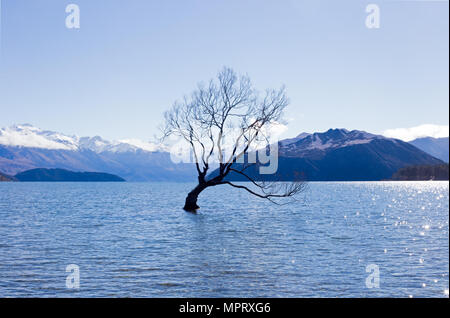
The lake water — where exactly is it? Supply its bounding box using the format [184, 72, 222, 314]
[0, 181, 448, 298]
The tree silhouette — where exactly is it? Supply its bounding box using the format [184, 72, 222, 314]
[162, 67, 305, 211]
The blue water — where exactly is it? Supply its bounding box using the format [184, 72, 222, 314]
[0, 181, 448, 298]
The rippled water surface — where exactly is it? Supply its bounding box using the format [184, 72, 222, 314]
[0, 181, 448, 297]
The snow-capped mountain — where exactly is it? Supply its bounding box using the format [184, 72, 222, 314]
[279, 129, 389, 157]
[223, 128, 444, 181]
[0, 124, 78, 150]
[0, 124, 193, 181]
[0, 124, 165, 153]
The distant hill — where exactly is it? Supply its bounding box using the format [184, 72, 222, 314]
[217, 129, 444, 182]
[391, 164, 449, 181]
[14, 168, 125, 182]
[0, 171, 16, 182]
[409, 137, 449, 163]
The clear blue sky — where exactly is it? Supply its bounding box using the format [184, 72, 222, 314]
[0, 0, 448, 140]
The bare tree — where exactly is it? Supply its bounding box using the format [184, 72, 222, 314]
[162, 67, 305, 211]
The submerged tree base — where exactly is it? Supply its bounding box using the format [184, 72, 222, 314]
[183, 191, 201, 212]
[182, 179, 210, 212]
[183, 205, 199, 213]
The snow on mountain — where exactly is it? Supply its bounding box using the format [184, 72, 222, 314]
[279, 128, 389, 156]
[0, 124, 164, 153]
[78, 136, 111, 152]
[112, 139, 163, 153]
[279, 132, 311, 146]
[0, 124, 78, 150]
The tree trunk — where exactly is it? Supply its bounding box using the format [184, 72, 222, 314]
[183, 183, 207, 212]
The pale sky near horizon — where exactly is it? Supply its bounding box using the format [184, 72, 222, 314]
[0, 0, 448, 141]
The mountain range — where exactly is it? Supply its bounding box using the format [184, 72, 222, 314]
[409, 137, 449, 162]
[0, 124, 447, 181]
[0, 124, 196, 181]
[222, 129, 446, 181]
